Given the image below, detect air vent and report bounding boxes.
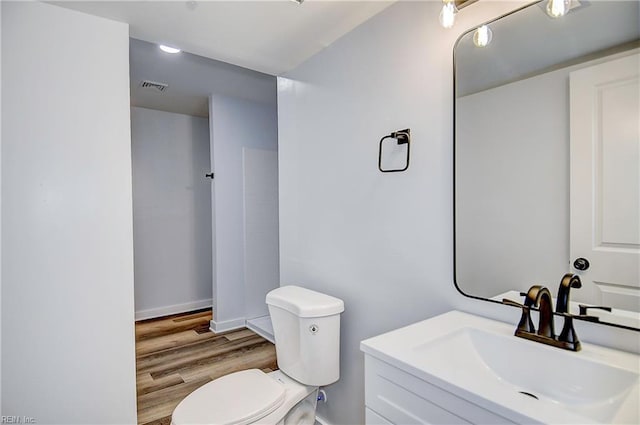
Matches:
[140,80,168,92]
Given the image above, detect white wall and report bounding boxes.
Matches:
[1,2,136,423]
[456,47,639,300]
[0,0,3,410]
[243,148,279,319]
[277,2,538,424]
[130,38,277,117]
[456,68,570,298]
[209,94,278,331]
[279,2,640,423]
[131,107,213,320]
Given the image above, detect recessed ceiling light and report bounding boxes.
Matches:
[159,45,181,54]
[290,0,304,4]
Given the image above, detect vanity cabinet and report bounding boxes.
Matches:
[361,311,639,425]
[363,355,514,424]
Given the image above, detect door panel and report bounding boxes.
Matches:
[570,52,640,311]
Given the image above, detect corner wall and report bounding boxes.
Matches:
[277,2,529,423]
[1,2,136,422]
[209,94,278,331]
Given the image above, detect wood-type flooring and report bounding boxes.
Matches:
[135,309,278,425]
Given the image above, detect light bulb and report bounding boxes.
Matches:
[473,25,493,47]
[439,1,458,29]
[159,45,181,54]
[546,0,571,18]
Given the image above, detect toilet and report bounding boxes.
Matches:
[171,285,345,425]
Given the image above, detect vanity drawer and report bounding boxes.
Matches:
[364,356,514,425]
[365,408,393,424]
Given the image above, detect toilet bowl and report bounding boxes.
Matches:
[171,286,344,425]
[171,369,317,425]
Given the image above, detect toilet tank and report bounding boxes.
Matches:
[266,286,344,387]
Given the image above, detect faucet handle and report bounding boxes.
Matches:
[558,311,600,322]
[503,298,525,308]
[503,298,535,333]
[578,304,612,316]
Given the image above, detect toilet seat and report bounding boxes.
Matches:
[172,369,285,425]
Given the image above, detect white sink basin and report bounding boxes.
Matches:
[361,311,640,424]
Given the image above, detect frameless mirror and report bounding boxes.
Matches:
[454,0,640,330]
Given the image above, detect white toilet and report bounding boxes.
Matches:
[171,285,345,425]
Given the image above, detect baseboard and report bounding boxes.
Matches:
[210,317,246,333]
[135,299,212,321]
[246,315,275,343]
[315,414,333,425]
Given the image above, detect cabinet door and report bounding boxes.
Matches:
[364,356,513,424]
[366,408,393,425]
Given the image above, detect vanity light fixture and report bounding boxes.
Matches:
[473,25,492,47]
[544,0,584,19]
[439,0,478,29]
[159,44,181,54]
[439,0,458,29]
[546,0,572,18]
[541,0,584,19]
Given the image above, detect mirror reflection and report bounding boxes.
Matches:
[454,0,640,329]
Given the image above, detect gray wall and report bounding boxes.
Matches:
[1,2,136,422]
[456,48,639,300]
[131,107,213,319]
[278,3,640,423]
[243,147,280,320]
[0,0,3,410]
[3,1,634,422]
[277,1,531,424]
[209,94,279,331]
[129,38,278,118]
[456,67,570,298]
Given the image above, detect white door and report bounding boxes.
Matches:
[570,52,640,312]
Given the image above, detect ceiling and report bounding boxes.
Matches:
[129,38,277,117]
[51,0,395,76]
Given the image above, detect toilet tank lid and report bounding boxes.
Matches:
[266,286,344,318]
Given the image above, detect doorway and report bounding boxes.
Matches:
[131,105,213,319]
